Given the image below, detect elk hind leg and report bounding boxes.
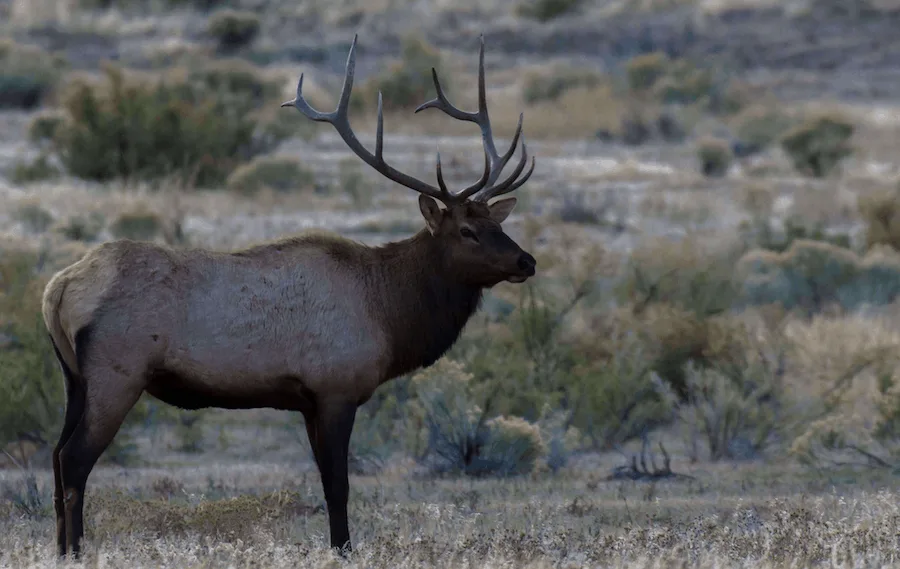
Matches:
[51,345,86,557]
[57,364,143,558]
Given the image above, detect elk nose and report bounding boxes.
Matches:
[518,252,536,273]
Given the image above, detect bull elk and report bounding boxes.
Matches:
[42,34,536,558]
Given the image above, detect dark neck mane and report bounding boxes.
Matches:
[370,231,483,380]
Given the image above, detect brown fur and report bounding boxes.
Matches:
[42,196,535,558]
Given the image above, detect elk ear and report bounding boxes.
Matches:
[488,197,517,223]
[418,195,443,234]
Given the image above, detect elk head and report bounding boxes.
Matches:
[281,34,537,288]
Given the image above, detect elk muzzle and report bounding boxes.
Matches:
[507,251,536,283]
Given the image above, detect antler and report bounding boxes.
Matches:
[415,34,535,203]
[281,34,534,206]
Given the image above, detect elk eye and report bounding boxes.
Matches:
[460,227,478,242]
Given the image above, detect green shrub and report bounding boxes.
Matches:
[355,35,442,112]
[859,188,900,252]
[409,359,490,475]
[0,40,64,109]
[517,0,581,21]
[57,212,105,242]
[186,58,280,111]
[13,201,54,233]
[697,137,732,177]
[207,10,261,52]
[48,63,275,187]
[745,215,852,254]
[619,110,652,146]
[566,314,672,447]
[654,60,713,105]
[536,405,583,472]
[622,236,740,319]
[522,68,602,104]
[409,359,548,477]
[28,110,67,147]
[0,253,63,452]
[110,209,162,241]
[626,52,668,93]
[255,105,318,146]
[735,239,900,312]
[173,414,204,453]
[656,111,687,142]
[711,79,756,116]
[780,113,855,178]
[10,155,61,185]
[732,105,794,155]
[226,156,315,195]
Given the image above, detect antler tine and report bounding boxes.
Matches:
[435,153,454,201]
[415,35,533,202]
[456,148,492,198]
[473,139,533,202]
[485,154,536,200]
[282,35,446,202]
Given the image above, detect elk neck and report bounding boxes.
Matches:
[369,230,483,380]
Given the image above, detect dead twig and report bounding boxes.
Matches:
[607,439,695,481]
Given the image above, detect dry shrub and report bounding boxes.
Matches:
[786,314,900,468]
[527,83,624,139]
[482,416,547,476]
[739,183,776,219]
[226,156,315,195]
[732,104,794,156]
[87,490,314,543]
[859,186,900,252]
[109,208,162,241]
[56,212,105,242]
[780,113,855,178]
[735,239,900,312]
[626,52,668,93]
[666,314,786,461]
[522,66,603,104]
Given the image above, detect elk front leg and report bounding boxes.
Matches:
[311,400,357,553]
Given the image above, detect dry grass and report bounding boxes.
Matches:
[3,461,900,568]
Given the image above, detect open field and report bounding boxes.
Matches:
[4,459,900,568]
[4,0,900,567]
